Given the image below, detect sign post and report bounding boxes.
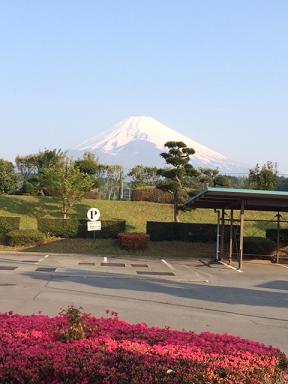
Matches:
[87,208,101,239]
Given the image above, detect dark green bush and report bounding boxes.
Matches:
[266,229,288,244]
[243,237,276,257]
[147,222,239,242]
[78,220,126,239]
[37,218,126,238]
[21,180,35,194]
[0,216,20,235]
[38,218,79,238]
[6,229,46,246]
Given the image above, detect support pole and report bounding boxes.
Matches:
[239,200,245,270]
[276,212,281,264]
[220,209,225,260]
[229,209,234,264]
[216,210,221,261]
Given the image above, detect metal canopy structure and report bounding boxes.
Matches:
[185,187,288,270]
[186,187,288,212]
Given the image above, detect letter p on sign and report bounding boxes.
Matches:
[87,208,101,222]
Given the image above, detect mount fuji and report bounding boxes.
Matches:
[71,116,246,172]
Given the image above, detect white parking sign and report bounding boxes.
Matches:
[87,208,101,222]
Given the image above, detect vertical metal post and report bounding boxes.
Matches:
[229,209,233,264]
[216,210,221,261]
[220,209,225,260]
[276,212,280,264]
[239,200,245,270]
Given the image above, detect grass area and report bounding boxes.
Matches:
[1,194,287,236]
[0,238,215,259]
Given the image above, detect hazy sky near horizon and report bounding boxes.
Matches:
[0,1,288,173]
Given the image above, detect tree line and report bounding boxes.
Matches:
[0,144,284,221]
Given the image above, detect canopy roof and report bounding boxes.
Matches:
[185,187,288,212]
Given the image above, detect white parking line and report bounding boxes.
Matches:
[103,257,108,263]
[276,263,288,269]
[37,254,49,263]
[219,261,243,273]
[161,259,175,271]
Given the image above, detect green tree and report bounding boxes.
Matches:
[248,161,278,190]
[198,168,231,188]
[157,141,197,222]
[74,152,100,189]
[128,165,160,188]
[0,159,18,194]
[40,159,94,218]
[101,165,124,200]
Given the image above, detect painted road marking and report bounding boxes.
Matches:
[38,254,49,263]
[161,259,175,271]
[219,261,243,273]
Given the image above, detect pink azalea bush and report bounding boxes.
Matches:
[0,308,287,384]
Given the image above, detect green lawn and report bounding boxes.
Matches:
[0,194,287,236]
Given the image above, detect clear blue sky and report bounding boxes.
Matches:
[0,1,288,173]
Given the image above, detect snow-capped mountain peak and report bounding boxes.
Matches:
[73,116,245,171]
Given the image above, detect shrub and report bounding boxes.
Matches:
[6,229,46,246]
[0,216,20,235]
[117,232,150,250]
[38,218,79,238]
[244,237,276,257]
[0,310,286,383]
[37,218,126,238]
[132,186,172,203]
[20,180,35,194]
[266,229,288,244]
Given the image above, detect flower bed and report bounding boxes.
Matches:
[0,309,287,384]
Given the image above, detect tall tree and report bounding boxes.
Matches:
[157,141,197,222]
[248,161,278,190]
[40,159,94,218]
[0,159,18,194]
[101,165,124,200]
[128,165,160,188]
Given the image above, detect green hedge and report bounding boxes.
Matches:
[37,218,126,238]
[266,229,288,244]
[78,220,126,239]
[243,237,276,257]
[6,229,46,246]
[0,217,20,235]
[38,219,79,238]
[147,222,237,242]
[147,222,210,242]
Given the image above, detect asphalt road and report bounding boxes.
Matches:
[0,252,287,354]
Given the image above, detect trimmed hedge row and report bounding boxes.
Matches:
[0,216,20,235]
[266,228,288,243]
[6,229,46,246]
[146,222,238,242]
[132,187,190,204]
[37,218,126,238]
[243,237,276,256]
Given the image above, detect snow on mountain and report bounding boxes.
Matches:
[72,116,245,172]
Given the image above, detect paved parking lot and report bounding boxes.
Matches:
[0,251,287,354]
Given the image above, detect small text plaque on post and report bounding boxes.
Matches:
[87,221,101,231]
